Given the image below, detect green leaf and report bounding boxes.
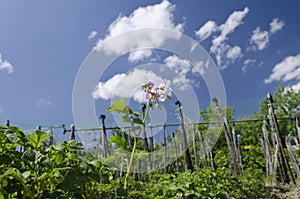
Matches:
[26,130,50,149]
[120,116,132,123]
[109,136,128,150]
[133,111,140,117]
[106,98,126,113]
[55,151,63,164]
[133,118,144,125]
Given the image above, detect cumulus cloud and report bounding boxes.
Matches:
[270,18,285,34]
[92,69,170,103]
[250,28,269,51]
[164,54,192,76]
[94,1,183,63]
[195,20,218,41]
[226,45,243,62]
[88,31,98,40]
[194,7,248,69]
[249,18,284,51]
[265,54,300,85]
[210,7,249,53]
[0,54,14,74]
[163,55,195,90]
[128,49,152,63]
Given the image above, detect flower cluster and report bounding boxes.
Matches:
[142,81,171,108]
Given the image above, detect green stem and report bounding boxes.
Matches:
[142,101,151,126]
[124,135,137,189]
[124,100,150,189]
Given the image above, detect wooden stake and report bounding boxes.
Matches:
[163,124,168,174]
[212,97,240,175]
[285,134,300,179]
[172,132,179,172]
[267,93,295,184]
[192,124,198,167]
[175,100,193,171]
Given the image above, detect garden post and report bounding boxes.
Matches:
[70,124,75,140]
[172,132,179,172]
[141,104,149,152]
[197,129,209,167]
[296,117,300,143]
[175,100,193,171]
[212,97,240,175]
[192,124,198,167]
[149,126,153,170]
[141,104,151,171]
[267,93,295,184]
[49,127,54,146]
[100,115,108,158]
[163,124,168,173]
[285,134,300,179]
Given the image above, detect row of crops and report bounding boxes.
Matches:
[1,85,300,198]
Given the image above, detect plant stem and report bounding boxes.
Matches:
[142,101,150,126]
[124,101,150,189]
[124,135,137,189]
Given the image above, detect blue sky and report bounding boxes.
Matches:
[1,0,300,130]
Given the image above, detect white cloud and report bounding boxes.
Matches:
[195,20,218,41]
[210,7,249,53]
[226,45,243,62]
[92,69,170,103]
[128,49,152,63]
[164,54,192,76]
[249,18,284,51]
[270,18,284,34]
[36,99,52,107]
[163,55,195,90]
[0,54,14,74]
[250,27,269,51]
[191,59,210,76]
[94,1,183,63]
[172,76,190,91]
[242,58,256,73]
[200,7,249,69]
[88,31,98,40]
[265,54,300,84]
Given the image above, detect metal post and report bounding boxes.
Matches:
[70,124,75,140]
[141,104,149,152]
[100,115,108,158]
[49,127,54,145]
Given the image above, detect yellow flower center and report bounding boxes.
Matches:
[150,93,156,99]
